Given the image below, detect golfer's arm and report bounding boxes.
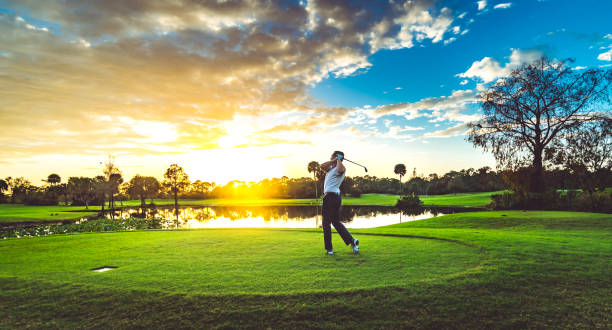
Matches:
[337,160,345,174]
[321,160,334,172]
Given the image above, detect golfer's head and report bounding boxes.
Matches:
[331,150,344,160]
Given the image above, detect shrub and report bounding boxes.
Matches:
[573,191,612,213]
[396,193,423,209]
[489,189,612,213]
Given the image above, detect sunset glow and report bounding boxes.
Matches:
[1,0,610,184]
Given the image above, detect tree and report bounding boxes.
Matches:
[101,156,122,210]
[550,117,612,193]
[5,177,33,203]
[43,173,62,202]
[67,177,95,209]
[126,175,161,206]
[163,164,190,215]
[108,173,123,211]
[57,183,69,205]
[93,175,107,212]
[394,164,407,196]
[46,174,61,185]
[468,57,611,193]
[307,161,321,198]
[0,179,8,202]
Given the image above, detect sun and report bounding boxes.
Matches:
[185,147,284,185]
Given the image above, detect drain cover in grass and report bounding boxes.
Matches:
[91,266,118,272]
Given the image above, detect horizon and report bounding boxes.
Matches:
[1,0,611,185]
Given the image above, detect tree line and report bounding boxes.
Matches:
[2,162,611,208]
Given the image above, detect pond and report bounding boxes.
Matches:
[104,205,470,229]
[1,205,480,238]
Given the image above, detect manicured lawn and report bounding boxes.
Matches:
[0,204,100,223]
[0,230,481,294]
[1,210,610,328]
[419,191,504,207]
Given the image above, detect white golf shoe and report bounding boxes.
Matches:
[351,238,359,254]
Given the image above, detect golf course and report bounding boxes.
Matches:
[2,0,612,328]
[1,192,610,328]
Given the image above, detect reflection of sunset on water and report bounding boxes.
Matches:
[108,206,447,229]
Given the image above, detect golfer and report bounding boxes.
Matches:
[321,151,359,255]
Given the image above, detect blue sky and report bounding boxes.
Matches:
[0,0,611,184]
[312,0,612,106]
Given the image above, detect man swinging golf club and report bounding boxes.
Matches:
[320,151,359,255]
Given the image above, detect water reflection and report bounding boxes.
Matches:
[105,205,465,229]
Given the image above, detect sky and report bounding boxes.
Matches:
[1,0,611,185]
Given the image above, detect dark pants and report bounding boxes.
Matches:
[322,193,353,251]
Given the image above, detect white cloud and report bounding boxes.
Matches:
[444,37,456,45]
[368,89,477,124]
[460,80,469,85]
[457,57,503,83]
[598,48,612,61]
[493,3,512,9]
[457,49,543,82]
[421,123,471,139]
[477,1,487,10]
[394,6,455,47]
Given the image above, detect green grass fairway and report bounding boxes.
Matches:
[0,230,481,294]
[0,204,100,223]
[1,210,610,328]
[419,191,503,207]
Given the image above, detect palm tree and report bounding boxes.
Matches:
[394,164,407,196]
[46,174,61,185]
[307,161,320,198]
[108,173,123,212]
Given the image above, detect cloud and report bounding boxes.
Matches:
[421,123,471,139]
[372,89,476,119]
[0,1,467,162]
[598,36,612,62]
[598,49,612,61]
[444,37,456,45]
[457,57,503,83]
[457,48,543,82]
[477,1,487,11]
[493,3,512,9]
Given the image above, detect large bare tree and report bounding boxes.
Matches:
[468,57,611,193]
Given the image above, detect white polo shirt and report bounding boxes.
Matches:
[323,165,345,194]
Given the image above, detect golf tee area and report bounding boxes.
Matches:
[1,205,611,328]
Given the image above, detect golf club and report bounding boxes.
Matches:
[343,158,368,172]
